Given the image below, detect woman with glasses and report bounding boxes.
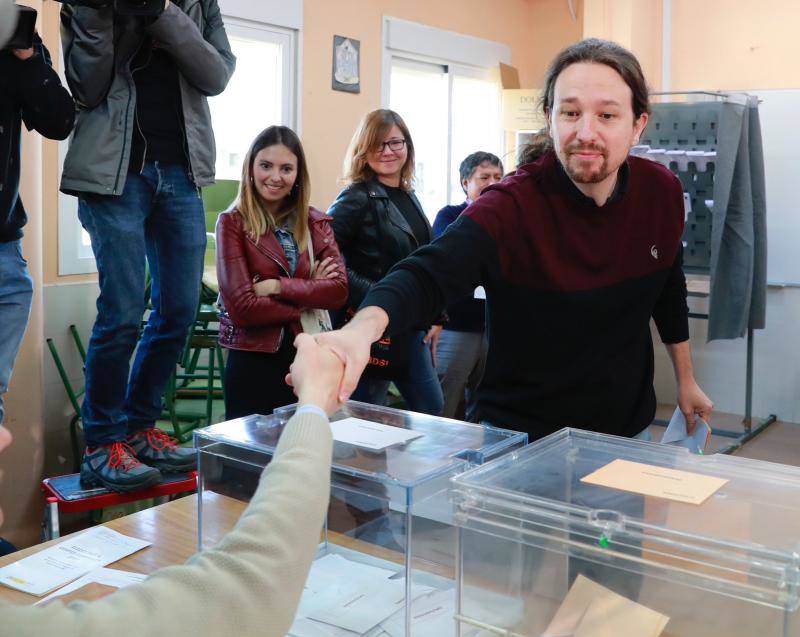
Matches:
[328,109,444,415]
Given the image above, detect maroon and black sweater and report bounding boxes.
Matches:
[363,151,689,440]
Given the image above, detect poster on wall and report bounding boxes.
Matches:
[332,35,360,94]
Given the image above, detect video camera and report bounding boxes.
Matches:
[56,0,165,18]
[2,5,36,51]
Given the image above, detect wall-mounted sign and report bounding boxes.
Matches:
[502,89,545,131]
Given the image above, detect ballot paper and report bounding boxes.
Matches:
[543,575,669,637]
[661,407,711,454]
[380,588,455,637]
[290,552,437,637]
[35,567,147,605]
[580,459,728,505]
[0,527,151,596]
[330,418,424,451]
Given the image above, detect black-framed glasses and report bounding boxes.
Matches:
[376,138,406,153]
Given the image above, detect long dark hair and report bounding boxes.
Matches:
[540,38,650,120]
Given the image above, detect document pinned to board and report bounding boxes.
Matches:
[330,418,424,451]
[580,459,728,505]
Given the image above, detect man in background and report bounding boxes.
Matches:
[60,0,235,492]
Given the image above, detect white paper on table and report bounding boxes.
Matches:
[35,567,147,605]
[661,407,711,454]
[290,554,398,636]
[380,588,455,637]
[0,527,151,596]
[307,577,434,635]
[330,418,424,451]
[473,286,486,300]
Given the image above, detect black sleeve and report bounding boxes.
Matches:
[652,244,690,343]
[12,39,75,140]
[328,185,375,308]
[363,214,500,335]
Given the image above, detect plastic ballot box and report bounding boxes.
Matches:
[451,428,800,637]
[194,400,527,637]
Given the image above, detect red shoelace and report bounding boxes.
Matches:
[140,428,179,452]
[107,442,142,471]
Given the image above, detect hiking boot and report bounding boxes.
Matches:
[80,442,163,493]
[127,428,197,473]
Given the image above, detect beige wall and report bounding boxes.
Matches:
[670,0,800,91]
[300,0,583,210]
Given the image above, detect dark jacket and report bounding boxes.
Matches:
[432,201,485,333]
[0,39,74,242]
[59,0,235,195]
[328,179,432,310]
[364,152,688,440]
[216,207,348,353]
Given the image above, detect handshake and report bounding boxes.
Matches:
[287,307,389,414]
[286,334,349,416]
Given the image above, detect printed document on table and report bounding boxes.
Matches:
[0,527,151,596]
[35,567,147,605]
[330,418,424,451]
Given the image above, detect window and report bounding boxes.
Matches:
[389,59,449,222]
[383,17,508,222]
[57,7,299,275]
[208,21,296,180]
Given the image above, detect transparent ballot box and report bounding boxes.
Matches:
[194,401,527,637]
[451,428,800,637]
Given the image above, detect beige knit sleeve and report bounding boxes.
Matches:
[0,411,333,637]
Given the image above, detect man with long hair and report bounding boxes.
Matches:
[316,39,713,443]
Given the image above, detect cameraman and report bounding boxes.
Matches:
[60,0,235,492]
[0,7,74,432]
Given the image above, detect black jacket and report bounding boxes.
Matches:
[328,179,432,309]
[0,38,74,242]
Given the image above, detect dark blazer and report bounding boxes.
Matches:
[327,178,432,309]
[216,207,348,353]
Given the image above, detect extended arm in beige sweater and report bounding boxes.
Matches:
[0,411,333,637]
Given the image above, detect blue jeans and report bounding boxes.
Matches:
[351,330,444,416]
[0,240,33,426]
[78,163,206,446]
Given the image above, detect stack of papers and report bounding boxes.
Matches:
[543,575,669,637]
[288,554,453,637]
[0,527,151,596]
[35,567,146,605]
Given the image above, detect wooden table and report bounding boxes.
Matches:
[0,491,427,606]
[0,492,244,606]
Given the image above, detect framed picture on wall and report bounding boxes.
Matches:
[332,35,360,93]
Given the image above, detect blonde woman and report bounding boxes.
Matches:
[328,109,443,415]
[216,126,348,418]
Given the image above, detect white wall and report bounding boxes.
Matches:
[653,287,800,423]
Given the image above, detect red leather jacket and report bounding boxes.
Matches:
[216,207,348,353]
